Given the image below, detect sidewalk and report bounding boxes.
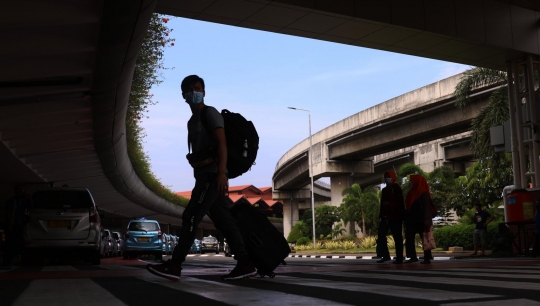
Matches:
[290,250,491,260]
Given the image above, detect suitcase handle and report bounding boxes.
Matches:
[249,233,264,247]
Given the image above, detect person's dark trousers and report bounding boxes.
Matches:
[2,227,23,266]
[171,173,249,265]
[377,220,403,260]
[405,222,432,261]
[533,233,540,257]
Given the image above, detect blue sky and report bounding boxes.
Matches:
[140,17,470,192]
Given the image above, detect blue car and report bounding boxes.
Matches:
[162,233,173,255]
[190,239,201,254]
[123,219,163,261]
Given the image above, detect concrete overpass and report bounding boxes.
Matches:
[2,0,539,231]
[272,73,493,192]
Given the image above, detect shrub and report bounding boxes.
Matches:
[360,236,377,249]
[296,237,312,246]
[386,236,395,249]
[295,244,313,251]
[325,241,341,250]
[433,222,499,250]
[287,227,304,244]
[316,241,326,249]
[341,241,357,250]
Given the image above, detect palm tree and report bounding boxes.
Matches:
[340,184,379,237]
[454,67,509,158]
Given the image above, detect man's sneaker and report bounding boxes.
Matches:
[222,261,257,280]
[146,260,182,281]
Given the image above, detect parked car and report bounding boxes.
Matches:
[201,235,219,254]
[190,239,201,254]
[112,231,124,256]
[101,229,113,257]
[123,219,163,261]
[224,239,233,257]
[22,188,101,265]
[162,233,173,255]
[171,236,178,248]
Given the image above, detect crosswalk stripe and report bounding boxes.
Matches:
[13,278,128,306]
[435,268,540,274]
[138,275,351,306]
[41,265,77,271]
[99,265,140,270]
[440,299,540,306]
[254,275,499,302]
[373,269,540,280]
[314,271,540,291]
[497,265,540,270]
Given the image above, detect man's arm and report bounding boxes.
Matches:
[485,214,494,226]
[212,127,228,196]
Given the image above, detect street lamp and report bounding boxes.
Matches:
[288,107,316,250]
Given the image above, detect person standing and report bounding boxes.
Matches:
[146,75,256,281]
[470,204,493,256]
[2,185,29,267]
[376,171,405,264]
[404,175,435,264]
[533,200,540,258]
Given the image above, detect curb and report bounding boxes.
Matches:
[288,255,452,260]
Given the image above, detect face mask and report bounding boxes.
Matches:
[385,178,393,184]
[184,91,204,105]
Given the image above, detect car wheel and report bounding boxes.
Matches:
[216,250,219,254]
[90,250,101,265]
[155,252,163,262]
[123,252,129,260]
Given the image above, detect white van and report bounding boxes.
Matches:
[22,188,101,265]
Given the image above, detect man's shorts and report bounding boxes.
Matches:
[473,229,487,245]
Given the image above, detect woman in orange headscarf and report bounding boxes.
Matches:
[404,174,434,264]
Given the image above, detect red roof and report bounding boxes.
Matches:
[228,184,253,192]
[247,197,262,204]
[175,191,192,199]
[259,186,272,193]
[175,184,275,206]
[266,200,282,207]
[228,194,246,203]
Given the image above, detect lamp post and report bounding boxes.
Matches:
[288,107,316,250]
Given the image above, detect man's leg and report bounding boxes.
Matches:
[147,174,219,281]
[389,221,403,263]
[2,230,14,266]
[376,220,391,262]
[480,229,487,255]
[471,230,479,255]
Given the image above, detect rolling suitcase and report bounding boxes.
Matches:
[229,202,291,278]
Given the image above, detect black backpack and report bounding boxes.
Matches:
[201,107,259,179]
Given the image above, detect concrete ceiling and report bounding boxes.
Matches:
[0,0,199,227]
[156,0,540,71]
[1,0,537,225]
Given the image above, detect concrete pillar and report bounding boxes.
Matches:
[283,201,291,238]
[292,201,299,226]
[330,175,361,236]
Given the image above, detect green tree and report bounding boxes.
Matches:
[314,205,342,238]
[428,166,457,224]
[397,163,426,197]
[340,184,379,237]
[448,175,471,217]
[330,223,346,239]
[451,67,514,215]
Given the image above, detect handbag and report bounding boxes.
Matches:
[422,227,436,251]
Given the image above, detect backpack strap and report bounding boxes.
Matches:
[187,106,210,154]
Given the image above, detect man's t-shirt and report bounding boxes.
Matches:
[187,106,224,178]
[474,210,491,230]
